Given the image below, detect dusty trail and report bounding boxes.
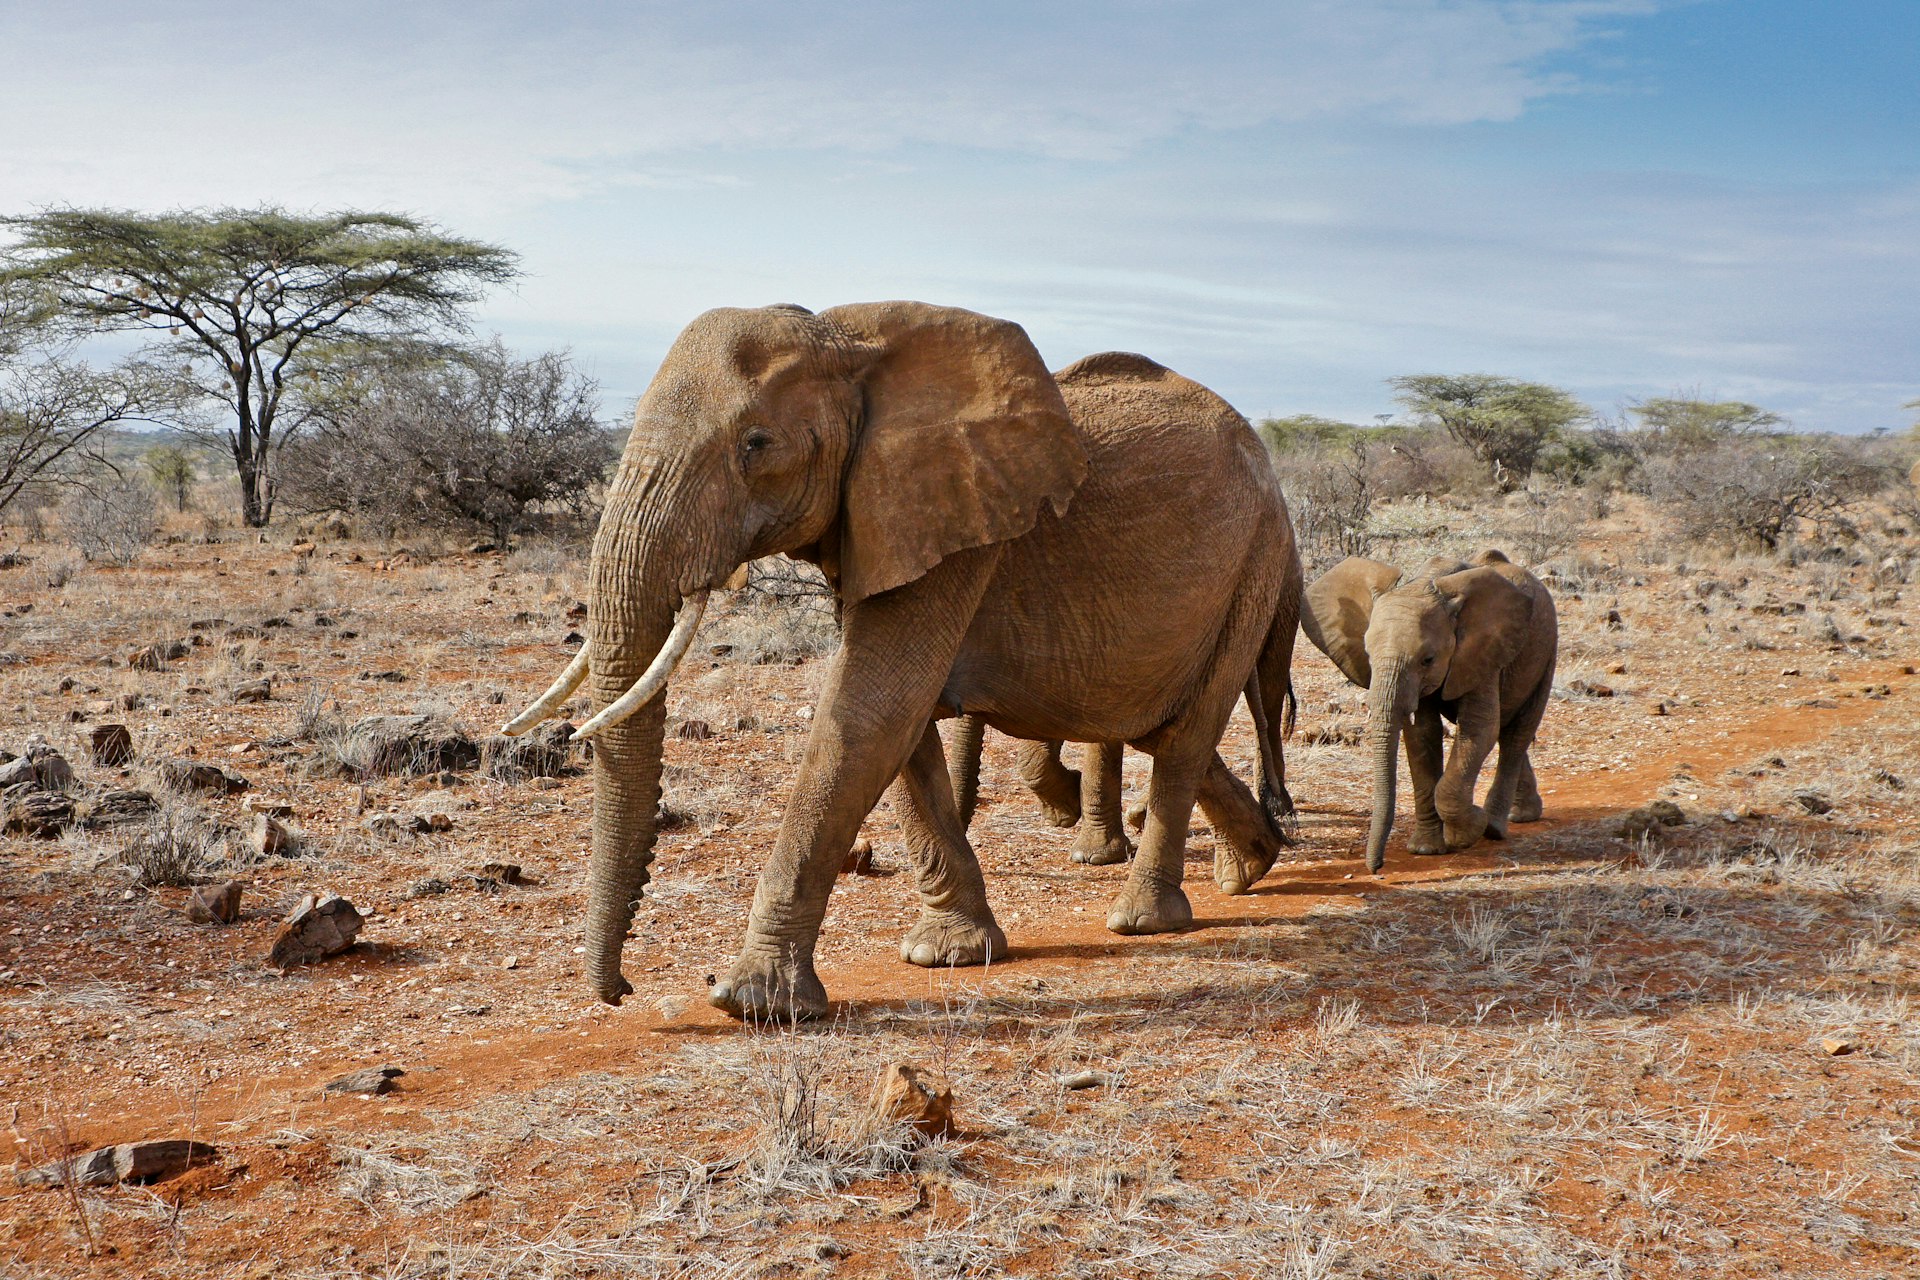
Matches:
[34,658,1911,1157]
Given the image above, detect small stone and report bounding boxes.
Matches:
[3,790,74,838]
[1820,1036,1861,1057]
[675,718,714,741]
[231,678,271,703]
[479,862,526,885]
[565,601,588,620]
[868,1062,954,1139]
[82,788,159,828]
[364,811,431,835]
[1568,679,1614,698]
[1057,1070,1108,1090]
[290,542,317,557]
[467,541,498,555]
[407,876,451,898]
[1792,791,1833,815]
[87,723,135,766]
[530,776,563,791]
[252,813,296,857]
[161,758,249,795]
[842,838,877,875]
[267,892,363,969]
[322,1065,404,1095]
[186,881,244,925]
[243,796,295,819]
[358,669,407,683]
[502,955,519,970]
[1607,662,1627,675]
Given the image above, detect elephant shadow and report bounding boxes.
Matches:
[827,811,1917,1038]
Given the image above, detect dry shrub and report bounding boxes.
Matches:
[62,477,157,564]
[1644,438,1883,553]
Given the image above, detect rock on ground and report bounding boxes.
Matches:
[322,1065,405,1095]
[187,880,244,924]
[16,1140,217,1188]
[81,788,160,828]
[267,893,363,969]
[479,723,574,782]
[161,758,250,795]
[868,1062,954,1139]
[87,723,135,766]
[344,714,480,777]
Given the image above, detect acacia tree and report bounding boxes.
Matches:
[0,208,519,525]
[1628,395,1783,454]
[1388,373,1589,486]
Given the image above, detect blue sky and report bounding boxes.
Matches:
[2,1,1915,431]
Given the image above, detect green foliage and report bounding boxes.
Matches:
[1629,396,1784,454]
[143,443,197,511]
[1258,413,1363,454]
[0,207,519,526]
[1388,374,1589,486]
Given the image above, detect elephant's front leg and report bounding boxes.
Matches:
[892,721,1009,968]
[1405,702,1448,855]
[709,547,999,1021]
[1436,685,1500,851]
[1071,743,1134,865]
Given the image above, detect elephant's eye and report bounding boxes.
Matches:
[1422,653,1436,666]
[742,428,774,454]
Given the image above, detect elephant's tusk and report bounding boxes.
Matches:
[498,645,591,736]
[569,590,710,742]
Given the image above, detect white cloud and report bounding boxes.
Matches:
[0,1,1654,215]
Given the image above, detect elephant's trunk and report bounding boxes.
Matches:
[1364,659,1412,873]
[581,471,704,1005]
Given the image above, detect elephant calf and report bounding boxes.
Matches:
[1300,549,1556,871]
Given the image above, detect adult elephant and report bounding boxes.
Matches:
[505,302,1299,1020]
[1299,549,1556,872]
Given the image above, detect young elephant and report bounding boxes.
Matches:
[1300,549,1556,872]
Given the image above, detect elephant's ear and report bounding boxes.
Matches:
[821,301,1088,606]
[1435,565,1534,701]
[1301,557,1402,688]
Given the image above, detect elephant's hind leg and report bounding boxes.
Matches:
[1106,752,1200,934]
[1016,739,1083,828]
[894,722,1009,969]
[1511,758,1543,824]
[1071,742,1134,865]
[1199,751,1285,894]
[1485,679,1551,837]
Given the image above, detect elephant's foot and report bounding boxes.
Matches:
[1214,834,1280,896]
[1510,794,1543,824]
[1442,806,1490,851]
[1039,796,1082,830]
[1483,813,1510,841]
[708,950,828,1023]
[1106,881,1192,935]
[1409,820,1448,857]
[1071,826,1134,866]
[900,910,1008,968]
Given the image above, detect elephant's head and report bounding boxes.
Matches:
[502,301,1087,1004]
[1301,553,1533,871]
